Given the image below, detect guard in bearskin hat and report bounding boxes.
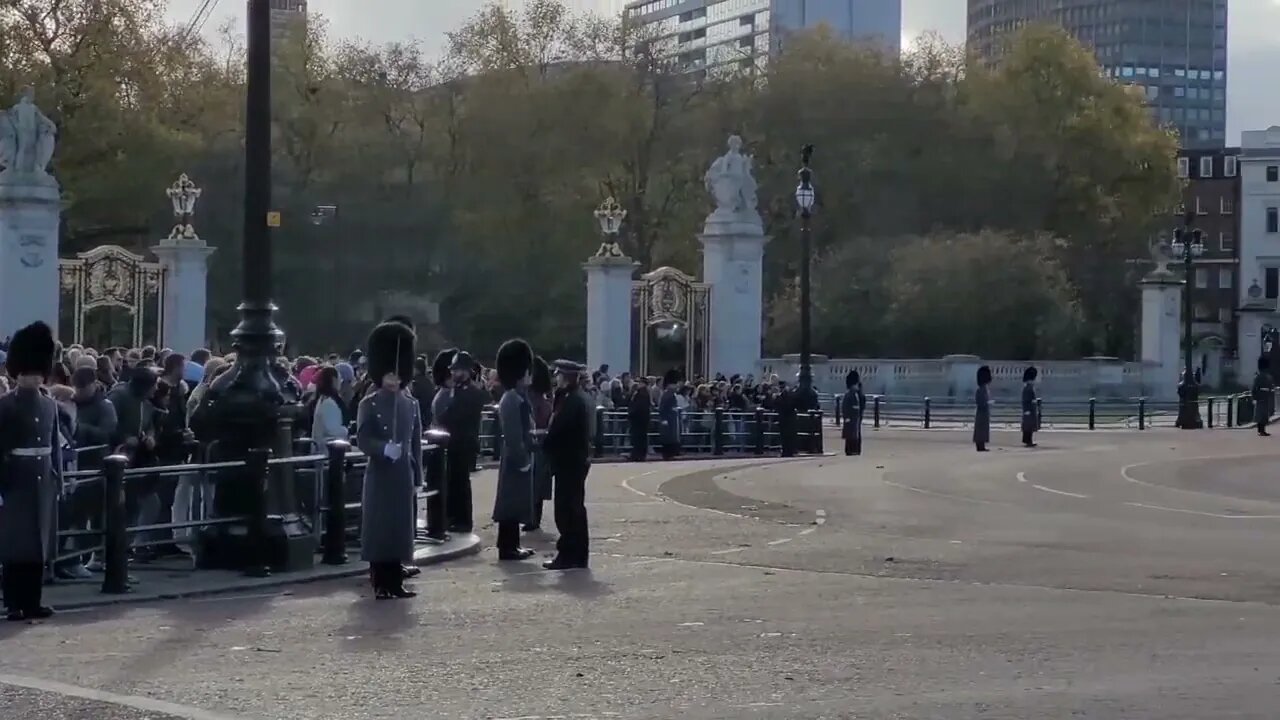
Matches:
[525,356,554,532]
[438,349,487,533]
[0,321,62,620]
[543,359,593,570]
[1021,366,1039,448]
[841,370,864,456]
[492,339,536,560]
[1253,357,1275,437]
[355,320,422,599]
[428,348,456,426]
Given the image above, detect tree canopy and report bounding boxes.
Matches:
[0,0,1180,360]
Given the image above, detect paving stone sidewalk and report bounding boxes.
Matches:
[42,532,481,611]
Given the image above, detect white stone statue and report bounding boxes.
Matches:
[704,135,760,222]
[0,88,58,185]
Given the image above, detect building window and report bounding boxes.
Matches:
[1267,268,1279,299]
[1177,157,1189,178]
[1194,268,1209,288]
[1221,197,1234,214]
[1220,269,1233,289]
[1200,156,1213,177]
[1193,303,1210,320]
[1269,207,1279,234]
[1219,307,1233,323]
[1195,197,1207,215]
[1269,166,1280,183]
[1224,156,1237,177]
[1220,232,1234,251]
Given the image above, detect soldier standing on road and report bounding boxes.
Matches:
[543,360,592,570]
[658,369,682,460]
[356,320,422,600]
[525,356,554,532]
[627,377,651,462]
[492,339,536,561]
[440,350,486,533]
[0,321,62,621]
[841,370,864,456]
[974,365,992,453]
[1252,357,1275,437]
[1021,366,1039,448]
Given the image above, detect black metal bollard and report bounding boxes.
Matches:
[1138,398,1146,431]
[594,408,606,458]
[1207,397,1216,428]
[321,440,350,565]
[713,408,725,455]
[873,396,881,429]
[1227,396,1235,427]
[424,429,450,541]
[100,454,131,595]
[1088,398,1096,430]
[923,397,931,429]
[813,411,825,454]
[244,447,272,578]
[753,408,766,455]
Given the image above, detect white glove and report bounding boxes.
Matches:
[520,463,532,473]
[383,442,403,461]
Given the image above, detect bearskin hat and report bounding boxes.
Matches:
[976,365,992,385]
[7,321,56,379]
[530,355,552,395]
[384,314,414,330]
[495,339,534,389]
[1022,365,1038,383]
[663,368,680,387]
[845,370,860,389]
[366,321,416,385]
[432,348,456,385]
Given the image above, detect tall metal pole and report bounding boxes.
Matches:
[1176,210,1202,430]
[797,146,815,393]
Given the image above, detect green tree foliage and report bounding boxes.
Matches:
[4,1,1178,360]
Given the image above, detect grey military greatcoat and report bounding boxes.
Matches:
[0,388,63,564]
[356,389,422,565]
[493,388,535,525]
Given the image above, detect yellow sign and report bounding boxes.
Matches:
[266,211,281,228]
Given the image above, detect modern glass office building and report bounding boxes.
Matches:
[966,0,1228,148]
[624,0,901,75]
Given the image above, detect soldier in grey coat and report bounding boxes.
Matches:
[974,365,992,452]
[356,320,423,600]
[493,338,536,560]
[0,321,62,621]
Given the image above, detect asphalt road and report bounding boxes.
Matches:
[4,428,1280,719]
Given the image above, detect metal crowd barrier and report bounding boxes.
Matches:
[828,391,1275,431]
[54,433,452,596]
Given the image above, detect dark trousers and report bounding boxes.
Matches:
[1022,430,1035,446]
[553,463,590,565]
[843,426,861,456]
[369,562,403,593]
[496,522,521,553]
[2,562,44,613]
[629,420,649,461]
[529,501,544,529]
[1258,414,1269,434]
[445,447,475,531]
[779,418,797,457]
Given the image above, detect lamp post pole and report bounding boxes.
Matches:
[310,204,340,350]
[795,145,815,393]
[1173,210,1204,430]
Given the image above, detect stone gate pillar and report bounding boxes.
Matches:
[583,246,637,375]
[0,90,60,340]
[152,174,214,354]
[1140,268,1183,401]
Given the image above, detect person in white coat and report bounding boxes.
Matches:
[309,365,350,447]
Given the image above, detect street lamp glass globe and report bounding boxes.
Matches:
[1170,239,1185,256]
[1190,236,1205,257]
[795,184,815,211]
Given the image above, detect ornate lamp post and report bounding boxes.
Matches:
[1171,210,1205,429]
[166,173,202,241]
[593,197,627,258]
[794,145,816,393]
[195,0,308,574]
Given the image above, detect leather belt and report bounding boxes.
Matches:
[10,447,51,457]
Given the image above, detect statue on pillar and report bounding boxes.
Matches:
[0,88,58,185]
[704,135,760,225]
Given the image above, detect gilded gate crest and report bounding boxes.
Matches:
[631,266,709,379]
[58,245,164,347]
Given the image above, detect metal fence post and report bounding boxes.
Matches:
[713,408,725,455]
[424,429,450,540]
[594,408,606,458]
[1035,398,1043,428]
[1227,396,1235,427]
[1207,397,1216,428]
[923,397,931,429]
[244,447,272,578]
[321,440,350,565]
[1088,398,1096,430]
[100,454,131,595]
[753,408,766,455]
[813,411,825,454]
[873,396,881,429]
[1138,398,1146,431]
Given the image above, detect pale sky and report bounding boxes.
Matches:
[167,0,1280,144]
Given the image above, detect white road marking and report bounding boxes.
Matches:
[798,527,816,536]
[0,674,249,720]
[1031,484,1088,499]
[881,479,1006,506]
[1124,502,1280,520]
[709,547,747,555]
[767,538,792,546]
[815,509,827,517]
[618,469,662,498]
[1016,472,1028,483]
